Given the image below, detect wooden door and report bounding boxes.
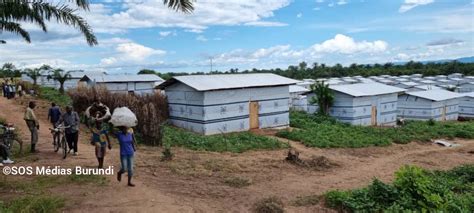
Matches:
[249,101,259,129]
[442,106,447,121]
[371,106,377,126]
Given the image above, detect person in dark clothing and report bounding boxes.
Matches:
[1,82,6,98]
[48,103,62,145]
[57,106,80,156]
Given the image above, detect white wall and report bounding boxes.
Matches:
[459,96,474,118]
[167,84,291,135]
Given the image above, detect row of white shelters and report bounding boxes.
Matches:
[314,82,405,126]
[459,92,474,118]
[21,70,106,90]
[64,70,105,90]
[80,74,164,95]
[158,74,298,135]
[398,90,462,121]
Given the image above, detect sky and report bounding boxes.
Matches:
[0,0,473,74]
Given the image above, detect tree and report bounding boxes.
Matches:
[310,81,334,115]
[0,63,20,77]
[138,69,156,75]
[48,69,71,94]
[0,0,195,45]
[24,64,50,86]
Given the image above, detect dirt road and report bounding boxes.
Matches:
[1,96,473,212]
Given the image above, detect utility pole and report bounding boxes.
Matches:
[209,57,213,72]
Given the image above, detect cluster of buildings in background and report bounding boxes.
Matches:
[21,71,164,95]
[290,73,474,126]
[22,71,474,135]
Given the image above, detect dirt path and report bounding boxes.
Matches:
[1,96,474,212]
[0,97,201,212]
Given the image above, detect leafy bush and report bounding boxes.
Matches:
[324,165,474,212]
[163,126,289,153]
[278,111,474,148]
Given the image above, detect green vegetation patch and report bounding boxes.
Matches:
[38,86,72,107]
[324,165,474,212]
[163,126,289,153]
[277,111,474,148]
[0,195,65,213]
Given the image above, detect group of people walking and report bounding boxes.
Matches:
[12,98,138,186]
[1,79,23,99]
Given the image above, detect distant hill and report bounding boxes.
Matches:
[416,56,473,64]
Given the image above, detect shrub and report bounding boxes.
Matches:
[68,86,168,146]
[161,145,174,161]
[253,196,285,213]
[223,177,251,188]
[324,165,474,212]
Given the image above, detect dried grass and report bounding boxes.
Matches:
[68,86,168,146]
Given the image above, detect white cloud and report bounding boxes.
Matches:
[116,42,166,61]
[313,7,321,10]
[316,0,325,3]
[296,13,303,18]
[196,35,208,42]
[328,3,335,7]
[399,0,434,13]
[159,31,177,38]
[82,0,291,34]
[310,34,388,54]
[100,57,118,65]
[243,21,288,27]
[337,0,348,5]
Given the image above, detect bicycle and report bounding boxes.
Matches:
[49,124,70,159]
[0,123,23,157]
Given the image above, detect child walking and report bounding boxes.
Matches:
[90,112,111,168]
[116,126,137,187]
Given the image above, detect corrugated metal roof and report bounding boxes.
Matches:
[330,82,405,97]
[159,73,298,91]
[290,85,310,93]
[413,85,442,90]
[69,71,105,78]
[85,74,163,83]
[397,82,419,86]
[462,92,474,98]
[406,90,461,101]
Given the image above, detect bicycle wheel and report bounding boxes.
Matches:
[6,138,23,157]
[61,136,67,159]
[53,134,60,152]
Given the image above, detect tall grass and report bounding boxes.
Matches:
[68,86,168,146]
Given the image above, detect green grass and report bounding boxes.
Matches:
[324,165,474,212]
[276,111,474,148]
[38,87,71,107]
[163,126,289,153]
[0,174,108,212]
[0,195,65,213]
